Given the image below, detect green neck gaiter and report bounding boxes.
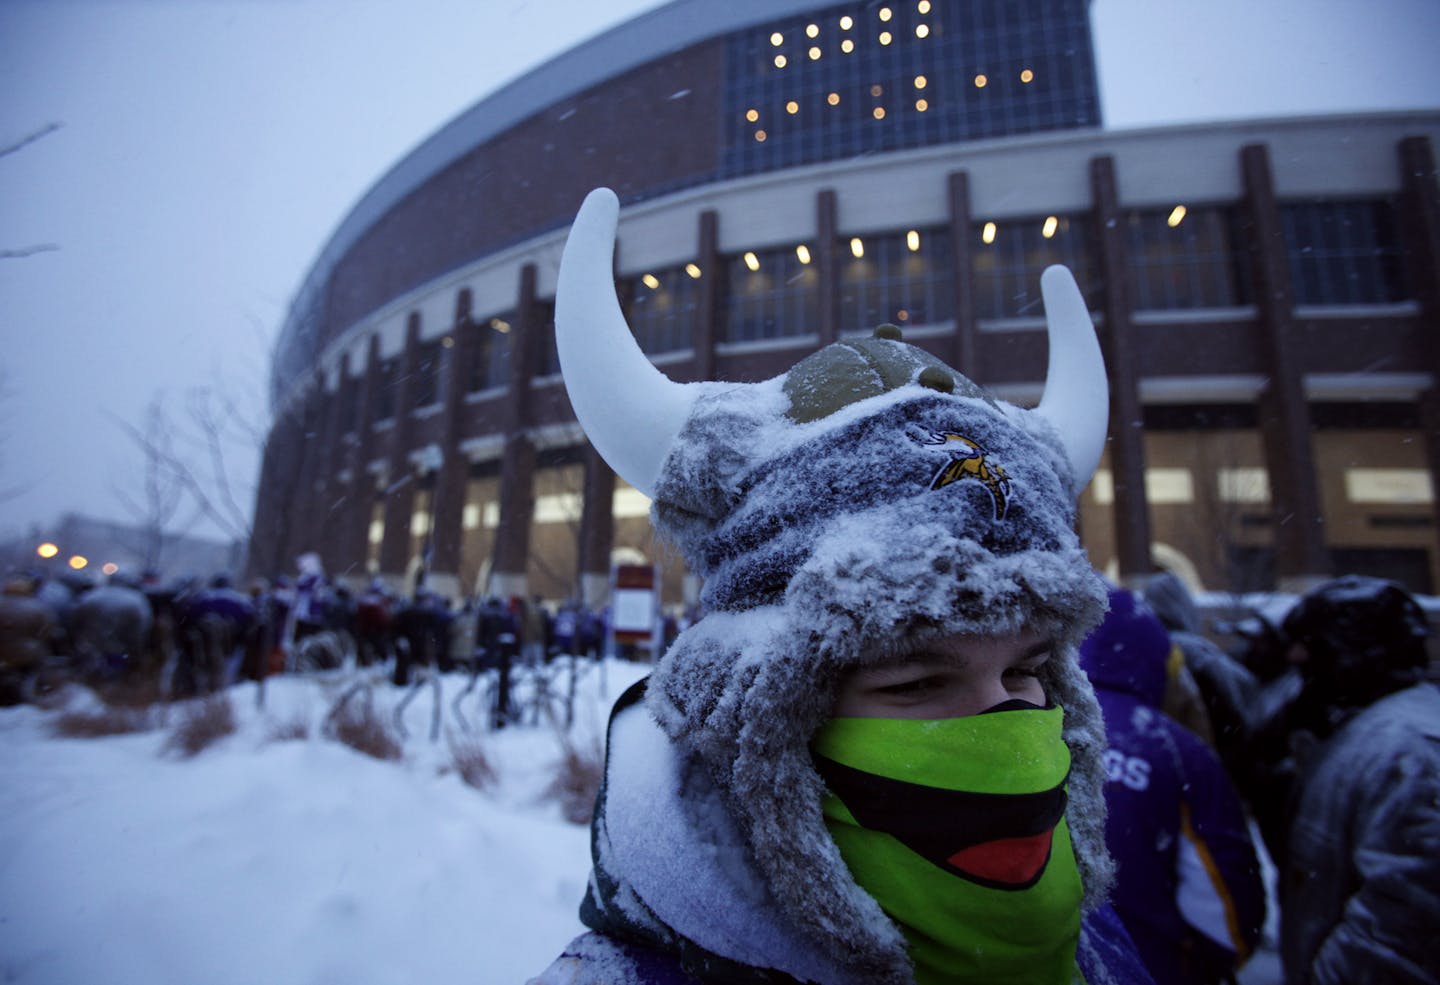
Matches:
[812,703,1083,985]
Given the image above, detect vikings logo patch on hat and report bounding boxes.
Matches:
[912,426,1012,520]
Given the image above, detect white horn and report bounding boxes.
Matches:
[1035,265,1109,489]
[555,188,698,497]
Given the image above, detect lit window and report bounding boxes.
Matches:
[871,84,884,97]
[770,32,783,46]
[879,30,892,45]
[850,237,865,258]
[827,92,841,106]
[873,106,886,120]
[774,55,787,68]
[840,14,854,29]
[685,263,702,280]
[974,74,988,88]
[786,100,799,114]
[809,46,822,60]
[642,274,661,290]
[1042,216,1059,239]
[441,335,454,349]
[914,75,927,89]
[745,108,759,122]
[879,6,893,21]
[906,230,920,251]
[918,0,931,12]
[743,252,760,272]
[796,244,812,264]
[841,38,855,53]
[1020,68,1034,83]
[916,24,930,38]
[982,221,997,244]
[1345,468,1434,504]
[896,308,910,322]
[915,98,928,112]
[491,318,511,333]
[1167,205,1187,227]
[755,129,767,142]
[806,23,819,38]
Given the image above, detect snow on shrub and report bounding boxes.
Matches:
[162,694,237,758]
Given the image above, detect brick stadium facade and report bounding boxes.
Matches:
[252,0,1440,605]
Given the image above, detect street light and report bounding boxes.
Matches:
[68,555,88,570]
[36,542,59,559]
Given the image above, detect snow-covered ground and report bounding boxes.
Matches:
[0,659,650,985]
[0,652,1292,985]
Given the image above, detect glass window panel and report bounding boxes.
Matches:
[838,227,954,331]
[412,339,443,409]
[627,264,701,354]
[971,213,1095,318]
[468,313,514,392]
[1281,199,1410,305]
[722,0,1099,179]
[723,244,820,342]
[1124,206,1251,309]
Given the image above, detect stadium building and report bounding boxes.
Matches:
[252,0,1440,606]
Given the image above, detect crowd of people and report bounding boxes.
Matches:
[0,560,627,718]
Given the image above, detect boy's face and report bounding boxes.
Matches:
[833,629,1053,719]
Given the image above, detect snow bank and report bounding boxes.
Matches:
[0,660,650,985]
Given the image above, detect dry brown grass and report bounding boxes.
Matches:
[51,704,158,738]
[544,731,605,825]
[266,716,311,743]
[446,731,497,791]
[323,688,402,762]
[162,694,237,758]
[94,677,169,709]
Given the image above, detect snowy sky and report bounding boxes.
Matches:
[1,0,1437,551]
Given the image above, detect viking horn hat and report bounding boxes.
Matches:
[556,186,1108,494]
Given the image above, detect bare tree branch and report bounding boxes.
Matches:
[0,244,59,259]
[0,122,62,160]
[109,397,192,569]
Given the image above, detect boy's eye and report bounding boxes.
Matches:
[876,675,945,697]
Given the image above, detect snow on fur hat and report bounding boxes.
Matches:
[557,189,1113,981]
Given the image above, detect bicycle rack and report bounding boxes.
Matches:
[392,665,443,742]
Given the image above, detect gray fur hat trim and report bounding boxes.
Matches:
[644,379,1112,981]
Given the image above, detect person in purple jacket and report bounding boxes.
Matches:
[1080,585,1266,985]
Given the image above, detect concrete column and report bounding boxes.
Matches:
[817,188,840,346]
[489,264,539,598]
[286,380,325,563]
[578,443,616,609]
[246,418,302,581]
[321,353,355,580]
[430,289,475,599]
[695,209,720,381]
[340,335,383,580]
[946,170,978,375]
[378,313,422,581]
[307,366,348,574]
[1241,143,1330,589]
[1396,136,1440,569]
[1091,155,1154,583]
